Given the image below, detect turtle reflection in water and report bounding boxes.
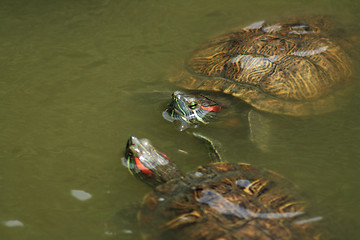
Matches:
[162,17,353,150]
[123,135,323,240]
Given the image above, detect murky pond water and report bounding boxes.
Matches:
[1,0,359,239]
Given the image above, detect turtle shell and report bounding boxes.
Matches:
[138,162,320,240]
[172,18,352,116]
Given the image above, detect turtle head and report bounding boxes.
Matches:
[162,91,222,131]
[123,136,182,187]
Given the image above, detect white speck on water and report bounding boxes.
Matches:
[104,231,113,236]
[105,229,133,236]
[122,229,133,234]
[4,220,24,227]
[71,190,92,201]
[177,149,188,154]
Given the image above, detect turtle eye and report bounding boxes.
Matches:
[126,151,133,159]
[188,102,198,110]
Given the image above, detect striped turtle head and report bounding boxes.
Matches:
[162,91,221,131]
[123,136,182,186]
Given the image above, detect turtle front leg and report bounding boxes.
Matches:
[191,132,224,163]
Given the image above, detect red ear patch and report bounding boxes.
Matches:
[201,105,222,113]
[159,152,171,162]
[134,157,153,177]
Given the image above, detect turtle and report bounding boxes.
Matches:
[162,17,353,149]
[122,134,323,240]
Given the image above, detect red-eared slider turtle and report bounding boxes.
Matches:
[162,18,353,148]
[165,17,352,117]
[123,135,322,240]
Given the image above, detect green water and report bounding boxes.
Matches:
[1,0,359,239]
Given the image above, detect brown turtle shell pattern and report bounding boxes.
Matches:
[139,163,321,240]
[173,18,352,116]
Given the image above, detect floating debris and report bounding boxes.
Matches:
[3,220,24,227]
[71,189,92,201]
[177,149,188,154]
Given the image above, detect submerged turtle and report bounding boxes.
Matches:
[162,17,353,146]
[123,135,322,240]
